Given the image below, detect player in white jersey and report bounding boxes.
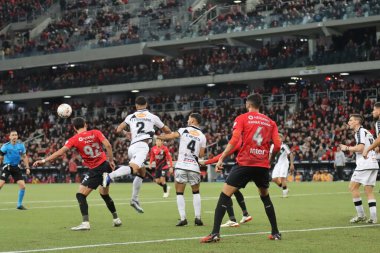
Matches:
[363,102,380,193]
[269,134,294,198]
[102,96,171,213]
[340,114,378,224]
[157,113,206,226]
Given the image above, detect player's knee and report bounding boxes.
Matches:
[76,193,87,203]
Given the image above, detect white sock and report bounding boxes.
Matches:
[131,176,143,202]
[368,199,377,220]
[192,193,201,219]
[176,194,186,220]
[109,166,131,180]
[353,198,365,217]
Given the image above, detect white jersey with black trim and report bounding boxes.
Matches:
[124,109,165,145]
[376,120,380,138]
[175,126,206,173]
[354,126,379,171]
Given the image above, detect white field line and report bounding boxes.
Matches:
[0,192,350,211]
[1,224,379,253]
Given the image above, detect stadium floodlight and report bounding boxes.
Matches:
[52,66,57,70]
[4,100,13,104]
[64,95,71,98]
[207,83,216,87]
[340,72,350,76]
[234,0,242,3]
[131,90,140,93]
[44,101,50,104]
[288,82,296,85]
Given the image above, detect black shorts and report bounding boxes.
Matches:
[81,161,112,189]
[0,164,24,182]
[225,166,270,189]
[155,168,169,179]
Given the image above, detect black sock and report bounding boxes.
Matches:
[212,192,232,234]
[100,194,118,218]
[76,193,89,222]
[226,205,236,222]
[260,194,279,234]
[278,183,282,188]
[163,183,167,193]
[282,186,287,190]
[234,190,248,216]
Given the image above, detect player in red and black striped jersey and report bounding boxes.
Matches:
[201,94,282,243]
[33,117,121,231]
[149,138,173,198]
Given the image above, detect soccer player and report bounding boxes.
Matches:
[201,94,282,243]
[363,102,380,193]
[269,134,294,198]
[33,117,122,230]
[158,113,206,226]
[103,96,171,213]
[149,138,173,198]
[200,136,252,228]
[0,130,31,210]
[341,114,378,224]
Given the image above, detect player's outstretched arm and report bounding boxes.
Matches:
[33,146,70,167]
[116,122,127,134]
[157,132,180,141]
[161,125,172,134]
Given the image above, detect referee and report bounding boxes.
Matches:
[0,130,31,210]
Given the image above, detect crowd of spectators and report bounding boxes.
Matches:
[2,0,380,58]
[3,33,380,95]
[0,0,55,28]
[1,76,380,183]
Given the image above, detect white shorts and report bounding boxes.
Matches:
[128,141,149,168]
[350,170,378,186]
[175,169,201,186]
[272,163,289,178]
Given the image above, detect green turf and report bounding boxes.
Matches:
[0,182,379,253]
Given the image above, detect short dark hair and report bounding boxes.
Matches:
[135,96,147,106]
[374,102,380,108]
[350,114,364,124]
[246,93,262,109]
[190,113,202,124]
[72,117,86,130]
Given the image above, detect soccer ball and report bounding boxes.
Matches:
[57,103,72,118]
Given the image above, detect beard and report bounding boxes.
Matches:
[374,115,379,121]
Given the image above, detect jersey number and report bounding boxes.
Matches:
[136,122,145,134]
[252,127,263,146]
[187,140,196,153]
[83,143,101,158]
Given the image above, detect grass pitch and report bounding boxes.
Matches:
[0,182,379,253]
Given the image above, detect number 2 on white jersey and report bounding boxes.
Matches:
[252,127,263,146]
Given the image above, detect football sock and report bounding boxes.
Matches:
[212,192,232,234]
[260,194,279,234]
[109,165,131,180]
[176,192,186,220]
[226,205,236,222]
[282,186,287,190]
[131,175,143,202]
[100,194,117,218]
[163,183,168,193]
[353,198,365,217]
[234,190,248,216]
[17,189,25,207]
[192,191,201,219]
[278,183,282,187]
[76,193,89,222]
[368,200,377,220]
